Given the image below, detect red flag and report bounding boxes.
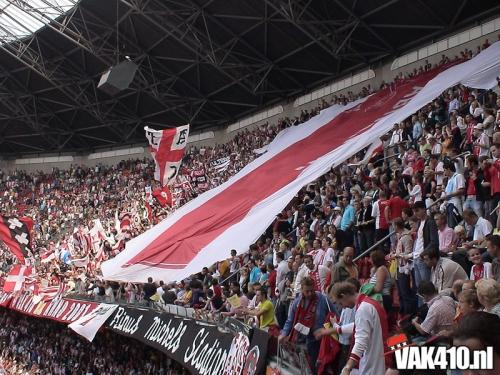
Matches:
[0,216,34,264]
[153,185,173,207]
[317,312,341,374]
[145,201,153,223]
[145,125,190,186]
[3,265,33,293]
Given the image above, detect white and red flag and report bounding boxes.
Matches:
[37,283,67,302]
[3,265,33,293]
[145,125,190,186]
[40,248,56,263]
[0,216,34,264]
[102,43,500,283]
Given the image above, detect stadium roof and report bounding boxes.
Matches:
[0,0,499,155]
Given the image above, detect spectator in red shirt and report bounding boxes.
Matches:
[267,263,277,299]
[385,192,410,223]
[385,188,410,251]
[489,145,500,225]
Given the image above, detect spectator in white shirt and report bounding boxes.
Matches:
[443,161,466,215]
[463,209,493,248]
[156,280,165,297]
[473,123,490,158]
[429,154,444,187]
[448,94,460,114]
[309,239,325,266]
[470,100,483,119]
[482,108,496,138]
[275,251,289,287]
[428,134,442,155]
[389,123,403,147]
[320,237,335,268]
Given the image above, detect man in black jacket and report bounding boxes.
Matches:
[412,201,439,289]
[143,277,157,305]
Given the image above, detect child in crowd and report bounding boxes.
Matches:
[468,247,492,281]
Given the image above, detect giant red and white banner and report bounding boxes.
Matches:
[145,125,190,186]
[103,42,500,283]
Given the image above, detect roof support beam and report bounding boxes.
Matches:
[332,0,396,54]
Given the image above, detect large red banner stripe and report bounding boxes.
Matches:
[126,69,441,269]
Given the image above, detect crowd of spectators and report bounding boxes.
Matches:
[1,39,500,375]
[0,308,187,375]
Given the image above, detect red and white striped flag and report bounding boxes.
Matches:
[102,42,500,283]
[23,276,39,294]
[3,265,33,293]
[41,248,55,263]
[34,283,67,302]
[119,212,131,232]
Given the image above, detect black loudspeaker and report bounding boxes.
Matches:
[97,60,138,96]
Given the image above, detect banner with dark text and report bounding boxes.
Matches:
[106,305,267,375]
[210,156,231,173]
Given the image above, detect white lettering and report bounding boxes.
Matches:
[144,316,186,353]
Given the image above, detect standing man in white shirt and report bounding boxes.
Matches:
[412,201,438,290]
[429,154,445,188]
[331,282,389,375]
[428,134,442,155]
[275,251,289,287]
[320,237,335,268]
[156,280,165,298]
[473,123,490,158]
[309,239,325,266]
[443,161,466,215]
[448,94,460,114]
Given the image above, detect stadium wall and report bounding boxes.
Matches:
[0,26,498,173]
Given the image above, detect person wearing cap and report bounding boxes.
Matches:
[330,205,343,228]
[473,123,490,157]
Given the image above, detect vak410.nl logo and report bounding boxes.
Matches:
[387,334,494,370]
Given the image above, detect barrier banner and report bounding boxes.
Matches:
[106,305,268,375]
[8,292,98,324]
